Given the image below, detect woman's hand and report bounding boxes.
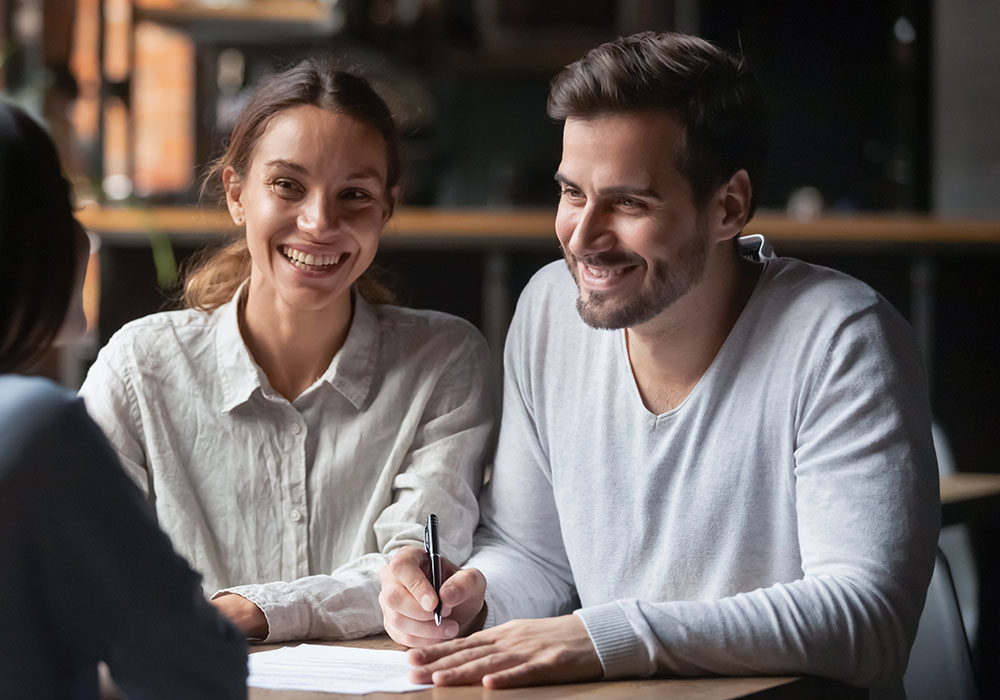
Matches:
[211,592,268,639]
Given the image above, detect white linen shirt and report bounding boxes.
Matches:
[79,288,497,642]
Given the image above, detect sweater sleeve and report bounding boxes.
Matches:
[464,295,579,628]
[575,301,940,689]
[219,331,498,642]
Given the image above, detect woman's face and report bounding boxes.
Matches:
[224,104,392,320]
[54,219,90,346]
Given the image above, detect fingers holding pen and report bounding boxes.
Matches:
[379,545,459,646]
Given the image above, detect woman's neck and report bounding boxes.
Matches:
[238,284,353,402]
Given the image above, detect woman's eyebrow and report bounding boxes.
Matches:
[263,159,308,174]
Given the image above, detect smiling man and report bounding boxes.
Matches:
[379,31,939,698]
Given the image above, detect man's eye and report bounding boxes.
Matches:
[559,186,583,200]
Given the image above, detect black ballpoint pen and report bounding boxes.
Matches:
[424,513,443,625]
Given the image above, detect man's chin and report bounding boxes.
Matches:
[576,295,629,330]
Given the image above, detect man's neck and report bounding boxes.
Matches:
[625,254,761,415]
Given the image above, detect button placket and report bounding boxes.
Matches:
[287,412,309,578]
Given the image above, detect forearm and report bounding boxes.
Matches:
[468,538,578,629]
[579,567,929,686]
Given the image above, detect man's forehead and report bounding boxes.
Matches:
[558,112,687,186]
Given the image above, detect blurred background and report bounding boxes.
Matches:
[2,0,998,694]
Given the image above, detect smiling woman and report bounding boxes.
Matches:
[78,60,498,645]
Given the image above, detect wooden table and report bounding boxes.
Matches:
[940,472,1000,527]
[247,636,864,699]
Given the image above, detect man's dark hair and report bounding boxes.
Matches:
[548,31,769,218]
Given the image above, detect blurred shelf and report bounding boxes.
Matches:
[940,473,1000,527]
[134,1,342,42]
[77,206,1000,249]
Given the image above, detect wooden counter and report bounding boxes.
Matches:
[75,205,1000,363]
[940,472,1000,527]
[77,206,1000,247]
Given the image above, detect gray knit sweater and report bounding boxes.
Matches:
[467,256,939,696]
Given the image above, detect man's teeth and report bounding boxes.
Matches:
[282,246,343,267]
[586,265,629,279]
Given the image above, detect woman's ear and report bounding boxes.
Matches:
[222,166,245,226]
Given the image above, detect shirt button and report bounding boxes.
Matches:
[291,422,302,435]
[290,508,304,522]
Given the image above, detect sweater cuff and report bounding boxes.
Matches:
[575,602,646,679]
[214,582,308,643]
[482,591,497,629]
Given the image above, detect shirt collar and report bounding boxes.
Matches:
[216,283,270,413]
[322,292,380,410]
[215,285,381,413]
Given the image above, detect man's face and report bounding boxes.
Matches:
[555,112,710,330]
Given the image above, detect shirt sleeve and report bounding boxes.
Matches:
[78,337,151,497]
[219,330,499,642]
[5,387,247,699]
[575,302,940,689]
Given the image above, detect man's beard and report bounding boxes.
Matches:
[564,233,709,330]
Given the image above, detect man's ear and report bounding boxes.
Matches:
[222,166,245,226]
[712,169,752,243]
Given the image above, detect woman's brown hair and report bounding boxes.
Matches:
[183,59,401,310]
[0,102,80,373]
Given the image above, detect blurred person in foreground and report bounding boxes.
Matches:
[378,31,939,699]
[0,101,247,698]
[78,59,496,643]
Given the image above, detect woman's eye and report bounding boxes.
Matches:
[342,189,375,204]
[269,178,301,196]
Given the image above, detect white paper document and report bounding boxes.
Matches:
[248,644,433,694]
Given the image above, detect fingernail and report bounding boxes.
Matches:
[444,622,459,637]
[420,595,435,611]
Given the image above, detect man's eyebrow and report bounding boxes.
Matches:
[264,159,308,174]
[554,172,662,200]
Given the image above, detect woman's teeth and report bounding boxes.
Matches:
[282,246,343,268]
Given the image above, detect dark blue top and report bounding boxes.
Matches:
[0,375,247,699]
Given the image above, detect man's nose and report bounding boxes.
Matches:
[566,203,615,257]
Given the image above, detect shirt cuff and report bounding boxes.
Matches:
[214,582,308,643]
[575,602,646,679]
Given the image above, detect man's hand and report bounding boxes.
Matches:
[379,545,488,647]
[211,592,268,639]
[407,615,603,688]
